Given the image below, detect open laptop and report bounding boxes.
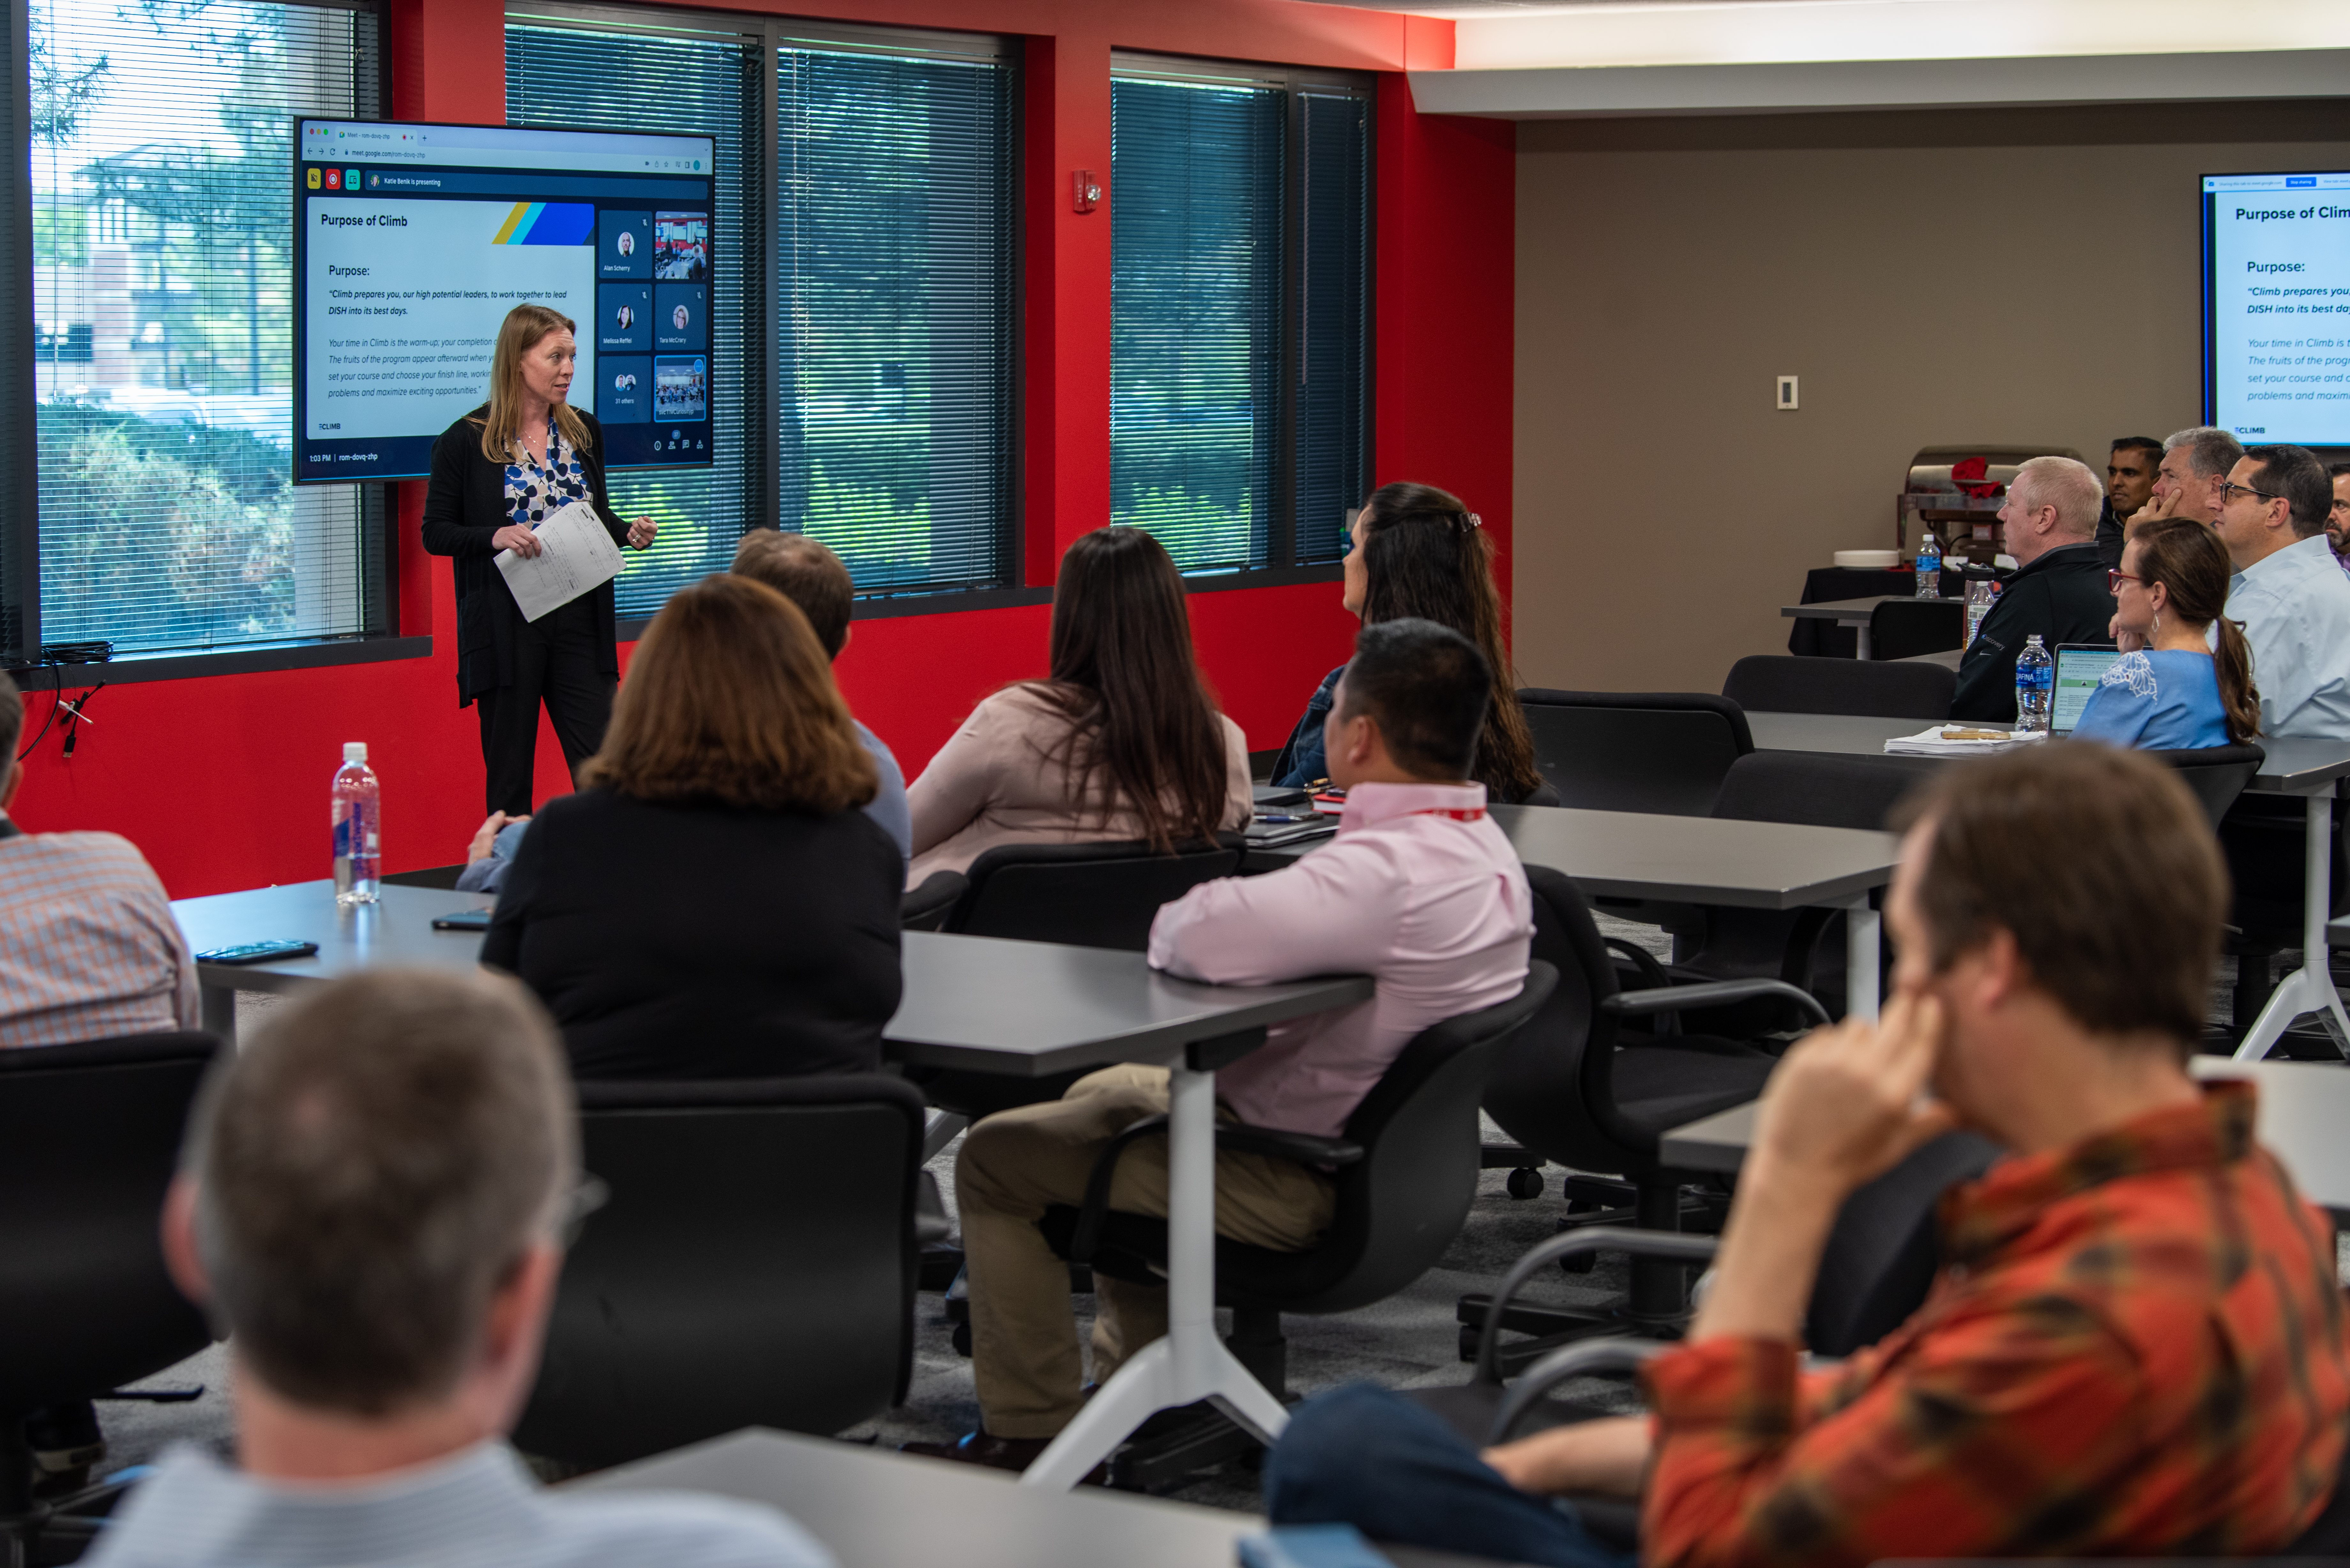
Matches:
[2051,643,2123,734]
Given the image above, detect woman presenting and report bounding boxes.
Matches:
[423,303,657,815]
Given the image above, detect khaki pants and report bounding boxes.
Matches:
[955,1064,1337,1439]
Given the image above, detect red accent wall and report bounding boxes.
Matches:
[10,0,1512,897]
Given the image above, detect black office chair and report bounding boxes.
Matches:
[1720,654,1954,721]
[914,836,1245,1122]
[1470,867,1813,1363]
[1661,750,1941,1032]
[514,1073,924,1467]
[1866,598,1965,661]
[2143,743,2263,830]
[1032,964,1558,1491]
[1515,690,1753,818]
[900,871,967,932]
[0,1031,222,1562]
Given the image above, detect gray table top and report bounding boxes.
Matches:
[1895,649,1964,671]
[1782,595,1901,622]
[577,1428,1516,1568]
[1747,711,2350,793]
[1660,1056,2350,1212]
[1247,804,1899,909]
[172,881,1373,1078]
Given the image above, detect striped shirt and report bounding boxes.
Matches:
[0,818,198,1047]
[83,1442,834,1568]
[1641,1082,2350,1568]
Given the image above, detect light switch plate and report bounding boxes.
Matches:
[1776,375,1799,411]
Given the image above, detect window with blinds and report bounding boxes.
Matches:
[1110,57,1371,576]
[506,8,762,621]
[774,28,1018,598]
[27,0,383,658]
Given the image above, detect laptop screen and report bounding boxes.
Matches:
[2051,644,2123,733]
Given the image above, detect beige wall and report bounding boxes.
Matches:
[1511,101,2350,693]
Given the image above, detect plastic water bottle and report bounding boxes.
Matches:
[2014,635,2054,734]
[1914,533,1942,598]
[332,742,381,907]
[1964,576,1997,648]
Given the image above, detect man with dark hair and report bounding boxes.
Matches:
[89,969,832,1568]
[2326,461,2350,567]
[1265,744,2350,1568]
[2096,436,2164,569]
[913,619,1532,1473]
[731,527,909,868]
[2219,443,2350,739]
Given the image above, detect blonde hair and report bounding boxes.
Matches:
[582,574,878,814]
[475,304,593,465]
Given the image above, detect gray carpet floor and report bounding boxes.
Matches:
[86,925,2350,1517]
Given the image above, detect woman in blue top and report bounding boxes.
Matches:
[2073,514,2261,750]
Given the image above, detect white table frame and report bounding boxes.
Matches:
[2236,789,2350,1059]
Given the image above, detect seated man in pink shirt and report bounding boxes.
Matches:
[909,618,1534,1472]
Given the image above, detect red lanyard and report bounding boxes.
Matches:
[1404,806,1486,822]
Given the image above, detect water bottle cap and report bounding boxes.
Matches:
[343,742,368,765]
[2026,634,2043,645]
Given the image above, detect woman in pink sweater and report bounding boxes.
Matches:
[906,527,1252,886]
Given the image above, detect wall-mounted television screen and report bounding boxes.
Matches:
[292,118,716,482]
[2202,170,2350,449]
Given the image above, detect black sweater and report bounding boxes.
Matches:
[1950,541,2116,723]
[481,788,904,1081]
[420,406,629,704]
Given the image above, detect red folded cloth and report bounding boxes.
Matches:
[1949,455,2002,499]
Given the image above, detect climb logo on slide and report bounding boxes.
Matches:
[491,202,595,246]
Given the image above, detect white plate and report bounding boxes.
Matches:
[1833,549,1900,568]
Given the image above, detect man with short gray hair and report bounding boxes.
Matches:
[1951,455,2116,721]
[85,969,832,1568]
[2125,426,2244,536]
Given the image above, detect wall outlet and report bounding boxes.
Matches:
[1776,375,1799,410]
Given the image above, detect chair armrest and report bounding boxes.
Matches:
[1603,939,1678,1034]
[1600,978,1829,1029]
[1490,1337,1674,1446]
[900,871,968,932]
[1473,1228,1719,1385]
[1212,1123,1365,1169]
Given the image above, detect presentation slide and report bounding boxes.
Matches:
[2204,171,2350,449]
[293,120,716,482]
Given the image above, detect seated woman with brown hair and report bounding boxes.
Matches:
[482,573,902,1080]
[2074,513,2261,750]
[906,526,1253,885]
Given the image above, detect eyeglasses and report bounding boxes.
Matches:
[2107,570,2145,592]
[2215,478,2282,507]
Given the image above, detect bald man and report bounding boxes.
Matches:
[1950,456,2117,722]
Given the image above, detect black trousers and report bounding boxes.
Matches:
[475,597,615,817]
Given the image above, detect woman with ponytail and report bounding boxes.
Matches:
[1270,482,1547,802]
[2074,514,2261,748]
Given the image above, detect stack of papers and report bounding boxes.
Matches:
[1884,726,2050,757]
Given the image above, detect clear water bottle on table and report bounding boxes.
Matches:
[1964,576,1998,649]
[1914,532,1942,599]
[2013,634,2053,734]
[332,741,381,907]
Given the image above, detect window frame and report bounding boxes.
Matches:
[1,0,408,681]
[512,2,1028,637]
[1107,50,1376,587]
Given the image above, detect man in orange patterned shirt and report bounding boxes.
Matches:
[1267,743,2349,1568]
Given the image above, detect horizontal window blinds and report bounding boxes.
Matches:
[1294,89,1369,567]
[31,0,379,656]
[775,33,1017,597]
[506,10,763,620]
[1109,72,1283,574]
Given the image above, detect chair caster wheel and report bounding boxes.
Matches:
[951,1319,972,1357]
[1505,1167,1544,1200]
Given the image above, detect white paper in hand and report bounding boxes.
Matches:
[495,501,626,622]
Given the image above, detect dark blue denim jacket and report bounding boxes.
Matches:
[1270,663,1347,789]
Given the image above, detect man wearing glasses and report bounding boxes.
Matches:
[2216,444,2350,739]
[1949,456,2116,722]
[2325,461,2350,572]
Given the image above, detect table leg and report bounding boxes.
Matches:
[1845,895,1881,1021]
[1019,1062,1288,1489]
[1855,624,1873,661]
[199,982,238,1045]
[2235,791,2350,1060]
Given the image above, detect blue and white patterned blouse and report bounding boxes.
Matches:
[502,415,587,528]
[2070,649,2232,750]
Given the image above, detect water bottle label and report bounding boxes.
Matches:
[334,817,352,857]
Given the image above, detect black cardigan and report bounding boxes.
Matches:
[480,788,905,1081]
[421,406,630,705]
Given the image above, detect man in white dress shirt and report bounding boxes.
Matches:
[913,619,1533,1473]
[86,969,831,1568]
[2217,443,2350,740]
